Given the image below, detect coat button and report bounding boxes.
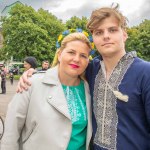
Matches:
[48,96,52,99]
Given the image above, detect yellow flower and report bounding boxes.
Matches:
[58,34,63,42]
[69,29,76,33]
[89,55,93,60]
[83,31,89,37]
[91,42,95,49]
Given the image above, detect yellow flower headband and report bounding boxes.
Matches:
[56,28,96,56]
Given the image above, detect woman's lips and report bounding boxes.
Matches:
[70,64,79,68]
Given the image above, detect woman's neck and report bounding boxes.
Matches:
[60,77,80,86]
[58,70,80,86]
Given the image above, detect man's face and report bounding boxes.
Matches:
[92,16,128,58]
[42,62,49,70]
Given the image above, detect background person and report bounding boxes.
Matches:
[0,66,6,94]
[1,32,92,150]
[23,56,37,71]
[40,60,50,71]
[9,72,14,85]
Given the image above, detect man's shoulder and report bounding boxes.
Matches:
[91,55,101,63]
[88,55,101,69]
[86,56,101,81]
[131,57,150,77]
[134,57,150,68]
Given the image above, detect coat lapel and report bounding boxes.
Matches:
[42,66,71,120]
[46,85,71,120]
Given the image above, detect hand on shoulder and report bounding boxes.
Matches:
[16,68,36,93]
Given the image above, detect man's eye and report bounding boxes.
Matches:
[109,28,118,33]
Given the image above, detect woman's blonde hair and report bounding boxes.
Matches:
[51,32,92,67]
[87,3,128,33]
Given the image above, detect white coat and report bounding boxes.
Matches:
[1,66,92,150]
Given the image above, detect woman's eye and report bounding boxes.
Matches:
[81,55,88,59]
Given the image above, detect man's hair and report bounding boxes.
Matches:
[42,60,49,64]
[87,3,128,33]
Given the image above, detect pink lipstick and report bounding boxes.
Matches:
[70,64,79,68]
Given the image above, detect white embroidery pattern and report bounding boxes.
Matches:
[63,83,87,123]
[93,52,136,150]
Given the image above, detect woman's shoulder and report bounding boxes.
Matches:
[28,71,46,86]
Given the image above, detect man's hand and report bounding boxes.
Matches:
[16,68,35,93]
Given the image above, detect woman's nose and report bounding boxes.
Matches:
[73,54,80,62]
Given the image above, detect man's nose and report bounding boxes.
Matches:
[103,31,110,39]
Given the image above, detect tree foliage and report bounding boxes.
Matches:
[65,16,88,31]
[0,3,65,64]
[0,3,150,63]
[126,19,150,61]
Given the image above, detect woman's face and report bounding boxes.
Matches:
[24,61,31,71]
[58,40,90,79]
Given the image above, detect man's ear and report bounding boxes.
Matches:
[123,30,128,42]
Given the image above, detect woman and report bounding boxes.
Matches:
[23,56,37,71]
[1,32,92,150]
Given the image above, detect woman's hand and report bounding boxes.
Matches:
[16,68,35,93]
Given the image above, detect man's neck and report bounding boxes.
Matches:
[102,51,126,80]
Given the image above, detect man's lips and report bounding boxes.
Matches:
[102,43,113,46]
[69,64,79,68]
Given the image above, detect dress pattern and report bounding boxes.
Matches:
[62,80,87,123]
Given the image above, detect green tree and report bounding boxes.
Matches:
[126,19,150,61]
[65,16,88,31]
[126,27,141,51]
[0,3,65,63]
[137,20,150,60]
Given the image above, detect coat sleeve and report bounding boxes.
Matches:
[1,89,31,150]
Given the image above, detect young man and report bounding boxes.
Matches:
[86,4,150,150]
[16,4,150,150]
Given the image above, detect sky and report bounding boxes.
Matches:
[0,0,150,27]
